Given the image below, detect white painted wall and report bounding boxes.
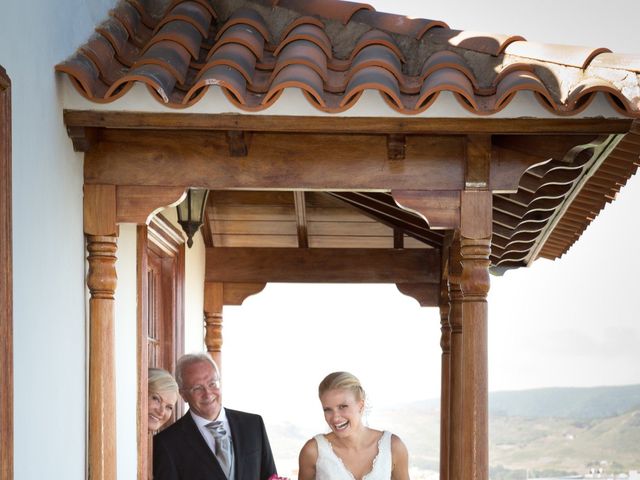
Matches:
[0,0,116,478]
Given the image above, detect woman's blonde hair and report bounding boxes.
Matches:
[318,371,366,402]
[148,367,178,395]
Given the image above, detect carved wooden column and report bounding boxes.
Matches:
[84,184,118,480]
[204,282,224,369]
[438,262,452,480]
[459,132,492,480]
[448,236,464,480]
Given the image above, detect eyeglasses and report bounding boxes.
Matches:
[185,379,221,396]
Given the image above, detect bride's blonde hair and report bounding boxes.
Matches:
[318,371,366,402]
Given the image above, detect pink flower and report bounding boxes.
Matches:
[268,475,290,480]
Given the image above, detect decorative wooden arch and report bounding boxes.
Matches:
[0,65,13,480]
[69,108,635,480]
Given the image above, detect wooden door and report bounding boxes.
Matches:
[138,214,185,480]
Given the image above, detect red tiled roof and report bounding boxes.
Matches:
[56,0,640,116]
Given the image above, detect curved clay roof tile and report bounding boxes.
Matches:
[55,53,110,100]
[275,24,332,59]
[417,68,478,112]
[163,0,217,20]
[447,31,524,56]
[271,40,329,83]
[199,43,257,83]
[341,66,402,110]
[277,0,374,25]
[505,41,611,69]
[348,44,403,84]
[494,70,555,112]
[96,17,141,67]
[110,1,150,48]
[154,1,213,38]
[350,10,446,39]
[145,20,203,59]
[589,52,640,73]
[350,30,404,63]
[135,40,192,85]
[420,50,477,89]
[265,64,326,108]
[279,16,325,43]
[79,33,125,85]
[208,24,265,60]
[185,64,248,107]
[215,7,270,43]
[107,63,177,104]
[566,77,635,116]
[125,0,158,29]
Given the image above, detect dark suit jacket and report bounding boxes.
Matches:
[153,408,277,480]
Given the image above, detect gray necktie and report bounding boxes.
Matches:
[205,421,232,478]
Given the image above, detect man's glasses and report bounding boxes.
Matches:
[185,379,221,396]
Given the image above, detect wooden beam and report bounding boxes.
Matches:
[387,133,406,160]
[116,185,185,225]
[293,191,309,248]
[205,247,440,284]
[225,130,249,157]
[63,110,633,135]
[85,130,469,191]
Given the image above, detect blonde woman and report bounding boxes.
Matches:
[148,367,179,432]
[298,371,410,480]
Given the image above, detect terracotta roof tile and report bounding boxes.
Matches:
[210,23,266,59]
[95,17,140,67]
[56,0,640,117]
[277,0,374,25]
[350,10,446,39]
[110,1,152,48]
[155,1,214,38]
[275,23,332,59]
[147,20,203,59]
[136,40,192,85]
[446,30,524,56]
[216,7,271,43]
[505,41,611,69]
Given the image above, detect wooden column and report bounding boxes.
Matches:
[87,235,118,480]
[459,189,492,479]
[84,184,118,480]
[204,282,224,369]
[0,65,13,480]
[447,237,464,480]
[438,267,451,480]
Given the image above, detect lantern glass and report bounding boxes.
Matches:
[176,188,209,248]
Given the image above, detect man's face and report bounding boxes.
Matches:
[180,360,222,421]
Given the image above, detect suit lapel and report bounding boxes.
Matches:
[179,412,226,477]
[226,409,244,479]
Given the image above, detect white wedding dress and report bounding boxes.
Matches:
[314,430,392,480]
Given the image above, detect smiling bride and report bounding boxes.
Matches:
[298,371,410,480]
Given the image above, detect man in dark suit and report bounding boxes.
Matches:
[153,353,277,480]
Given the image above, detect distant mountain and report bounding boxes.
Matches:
[489,384,640,419]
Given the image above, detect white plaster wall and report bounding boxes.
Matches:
[114,224,139,480]
[0,0,116,478]
[160,208,206,354]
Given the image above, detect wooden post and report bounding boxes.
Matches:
[448,236,464,480]
[84,184,118,480]
[204,282,224,370]
[439,267,451,480]
[459,189,492,480]
[87,235,118,480]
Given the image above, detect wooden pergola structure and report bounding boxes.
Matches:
[56,0,640,479]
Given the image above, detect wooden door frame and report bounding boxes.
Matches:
[0,65,13,480]
[137,214,185,480]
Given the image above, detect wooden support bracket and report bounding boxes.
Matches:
[226,130,249,157]
[387,134,406,160]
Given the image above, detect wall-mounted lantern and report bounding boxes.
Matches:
[176,188,209,248]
